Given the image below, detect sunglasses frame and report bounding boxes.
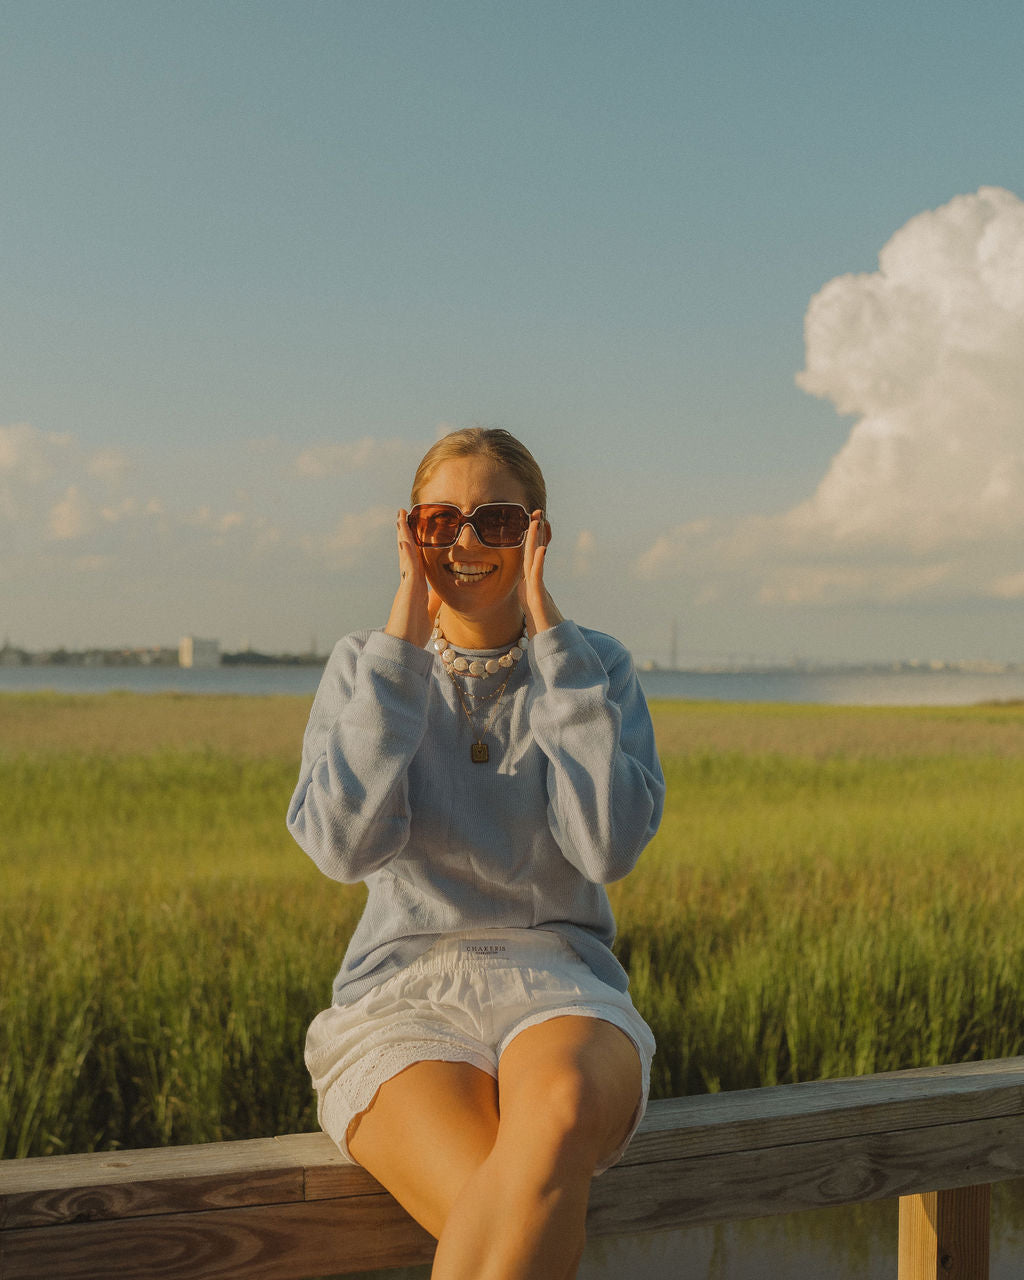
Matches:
[407,501,534,549]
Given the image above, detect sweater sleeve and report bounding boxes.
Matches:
[526,621,665,884]
[286,630,434,883]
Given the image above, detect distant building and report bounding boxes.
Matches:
[178,636,220,669]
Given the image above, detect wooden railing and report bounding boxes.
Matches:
[2,1057,1023,1279]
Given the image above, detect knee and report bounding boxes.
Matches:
[514,1070,615,1170]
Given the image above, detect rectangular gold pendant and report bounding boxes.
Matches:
[471,742,489,764]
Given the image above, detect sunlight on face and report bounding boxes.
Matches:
[416,455,532,637]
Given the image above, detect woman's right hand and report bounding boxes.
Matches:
[384,510,440,648]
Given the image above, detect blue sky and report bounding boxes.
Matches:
[3,0,1023,663]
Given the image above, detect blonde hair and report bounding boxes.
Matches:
[411,428,547,513]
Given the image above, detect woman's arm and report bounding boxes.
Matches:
[289,510,441,882]
[518,516,664,883]
[286,630,434,883]
[527,622,665,884]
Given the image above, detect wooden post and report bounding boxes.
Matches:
[897,1186,991,1280]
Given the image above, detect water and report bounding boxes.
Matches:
[638,665,1024,706]
[4,662,1024,705]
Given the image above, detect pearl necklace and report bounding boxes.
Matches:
[431,620,529,677]
[432,618,529,762]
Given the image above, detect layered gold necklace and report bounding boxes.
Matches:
[433,618,527,763]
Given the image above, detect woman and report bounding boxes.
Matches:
[287,428,664,1280]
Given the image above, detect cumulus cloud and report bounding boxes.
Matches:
[790,185,1024,550]
[638,187,1024,606]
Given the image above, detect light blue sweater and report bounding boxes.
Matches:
[287,619,665,1004]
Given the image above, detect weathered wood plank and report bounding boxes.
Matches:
[3,1112,1023,1277]
[7,1059,1022,1229]
[272,1133,375,1205]
[587,1113,1024,1238]
[616,1058,1024,1167]
[0,1198,436,1280]
[2,1058,1023,1280]
[2,1137,298,1191]
[0,1165,303,1233]
[0,1135,368,1230]
[898,1186,992,1280]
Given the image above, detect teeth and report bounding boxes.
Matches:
[446,562,496,582]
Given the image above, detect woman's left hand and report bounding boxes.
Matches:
[518,510,564,638]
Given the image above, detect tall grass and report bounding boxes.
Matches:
[615,747,1024,1096]
[3,693,1024,1159]
[1,735,363,1158]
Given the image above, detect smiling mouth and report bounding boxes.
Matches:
[445,562,497,584]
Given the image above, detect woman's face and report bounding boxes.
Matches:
[414,454,534,624]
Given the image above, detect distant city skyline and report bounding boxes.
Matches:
[4,634,1022,678]
[3,2,1024,665]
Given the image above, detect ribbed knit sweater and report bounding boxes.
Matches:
[287,619,665,1004]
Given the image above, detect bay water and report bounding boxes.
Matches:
[5,661,1024,705]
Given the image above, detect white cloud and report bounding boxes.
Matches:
[572,528,596,577]
[638,187,1024,607]
[635,520,714,580]
[2,422,421,647]
[2,422,410,581]
[48,486,93,541]
[101,498,140,523]
[0,423,75,524]
[294,436,414,478]
[990,572,1024,600]
[302,505,395,568]
[0,422,73,481]
[788,186,1024,553]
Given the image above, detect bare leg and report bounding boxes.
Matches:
[430,1016,642,1280]
[348,1060,499,1236]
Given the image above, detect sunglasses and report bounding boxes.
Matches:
[407,502,533,549]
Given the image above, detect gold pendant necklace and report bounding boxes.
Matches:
[446,663,516,763]
[435,615,527,762]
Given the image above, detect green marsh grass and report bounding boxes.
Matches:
[3,692,1024,1158]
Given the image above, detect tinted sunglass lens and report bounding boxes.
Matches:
[409,503,529,546]
[410,506,460,546]
[475,505,529,546]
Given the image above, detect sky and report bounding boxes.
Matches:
[2,0,1023,666]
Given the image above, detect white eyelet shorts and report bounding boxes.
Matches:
[304,928,656,1173]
